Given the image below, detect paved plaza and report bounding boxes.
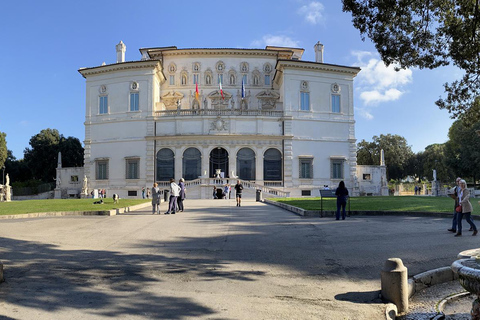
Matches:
[0,199,477,319]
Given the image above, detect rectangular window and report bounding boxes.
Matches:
[242,74,247,85]
[96,160,108,180]
[363,173,371,180]
[128,190,138,197]
[301,190,311,196]
[300,92,310,111]
[264,75,271,86]
[218,74,223,84]
[331,160,344,179]
[332,94,340,113]
[169,75,175,85]
[130,92,139,111]
[193,74,199,85]
[299,158,313,179]
[70,175,79,182]
[99,96,108,114]
[126,158,139,179]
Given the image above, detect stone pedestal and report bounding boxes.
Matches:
[54,188,62,199]
[381,258,408,313]
[5,186,11,202]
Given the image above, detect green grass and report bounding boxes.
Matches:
[0,198,151,215]
[272,196,480,214]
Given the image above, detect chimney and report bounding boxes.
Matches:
[314,41,324,63]
[116,41,126,63]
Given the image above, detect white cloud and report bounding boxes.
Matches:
[352,50,412,107]
[356,108,374,120]
[298,2,325,25]
[251,35,300,48]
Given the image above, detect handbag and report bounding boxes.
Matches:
[456,205,462,213]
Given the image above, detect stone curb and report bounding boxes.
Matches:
[0,201,152,220]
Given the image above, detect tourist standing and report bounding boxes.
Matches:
[213,186,218,199]
[455,179,477,236]
[142,187,146,199]
[166,178,180,214]
[234,180,243,207]
[448,177,462,233]
[223,184,230,200]
[178,178,186,212]
[151,183,161,214]
[335,181,349,220]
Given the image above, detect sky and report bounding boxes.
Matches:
[0,0,457,160]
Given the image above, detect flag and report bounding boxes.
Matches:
[241,77,245,99]
[219,79,224,100]
[195,80,199,101]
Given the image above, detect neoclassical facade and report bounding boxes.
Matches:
[78,41,361,198]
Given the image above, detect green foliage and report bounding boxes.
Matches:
[23,129,84,182]
[357,134,414,180]
[444,119,480,183]
[0,132,7,169]
[418,143,454,182]
[343,0,480,122]
[4,150,31,183]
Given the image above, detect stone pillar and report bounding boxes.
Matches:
[381,258,408,313]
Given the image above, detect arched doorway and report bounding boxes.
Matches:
[209,147,229,178]
[237,147,256,181]
[156,148,174,181]
[263,148,282,182]
[183,147,201,180]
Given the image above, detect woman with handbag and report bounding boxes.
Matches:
[455,179,477,236]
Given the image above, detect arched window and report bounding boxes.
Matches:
[237,148,256,181]
[263,148,282,181]
[156,148,174,181]
[183,148,201,181]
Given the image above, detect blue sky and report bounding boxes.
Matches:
[0,0,456,159]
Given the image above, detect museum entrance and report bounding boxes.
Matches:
[209,147,229,178]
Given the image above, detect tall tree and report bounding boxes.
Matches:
[421,144,454,182]
[357,134,414,180]
[444,120,480,184]
[0,131,6,169]
[23,129,84,182]
[343,0,480,123]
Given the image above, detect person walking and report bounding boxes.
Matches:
[234,180,243,207]
[448,177,462,233]
[213,186,218,199]
[335,181,349,220]
[177,178,186,212]
[455,179,477,236]
[151,183,161,215]
[165,178,180,214]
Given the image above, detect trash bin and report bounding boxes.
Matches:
[256,189,262,202]
[164,190,170,202]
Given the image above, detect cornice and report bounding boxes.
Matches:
[150,49,282,60]
[78,60,163,78]
[275,60,361,76]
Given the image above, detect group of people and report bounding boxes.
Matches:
[151,178,186,215]
[213,181,243,206]
[448,177,477,236]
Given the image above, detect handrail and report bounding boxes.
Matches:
[170,178,290,197]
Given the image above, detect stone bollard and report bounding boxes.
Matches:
[381,258,408,314]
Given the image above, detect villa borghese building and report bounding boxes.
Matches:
[78,41,361,199]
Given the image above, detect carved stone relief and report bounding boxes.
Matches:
[161,91,184,110]
[256,90,280,109]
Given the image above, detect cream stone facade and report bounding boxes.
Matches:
[78,41,363,199]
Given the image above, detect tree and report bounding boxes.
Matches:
[4,150,31,183]
[0,131,6,169]
[421,144,455,182]
[23,129,84,182]
[444,120,480,184]
[357,134,414,180]
[343,0,480,123]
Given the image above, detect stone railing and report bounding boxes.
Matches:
[155,109,284,117]
[158,178,289,197]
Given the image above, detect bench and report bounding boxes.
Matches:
[319,189,350,216]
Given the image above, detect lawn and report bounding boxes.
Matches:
[0,198,151,215]
[272,196,480,214]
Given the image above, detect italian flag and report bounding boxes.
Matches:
[219,79,224,100]
[195,81,199,101]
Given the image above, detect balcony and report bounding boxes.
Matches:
[155,109,284,117]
